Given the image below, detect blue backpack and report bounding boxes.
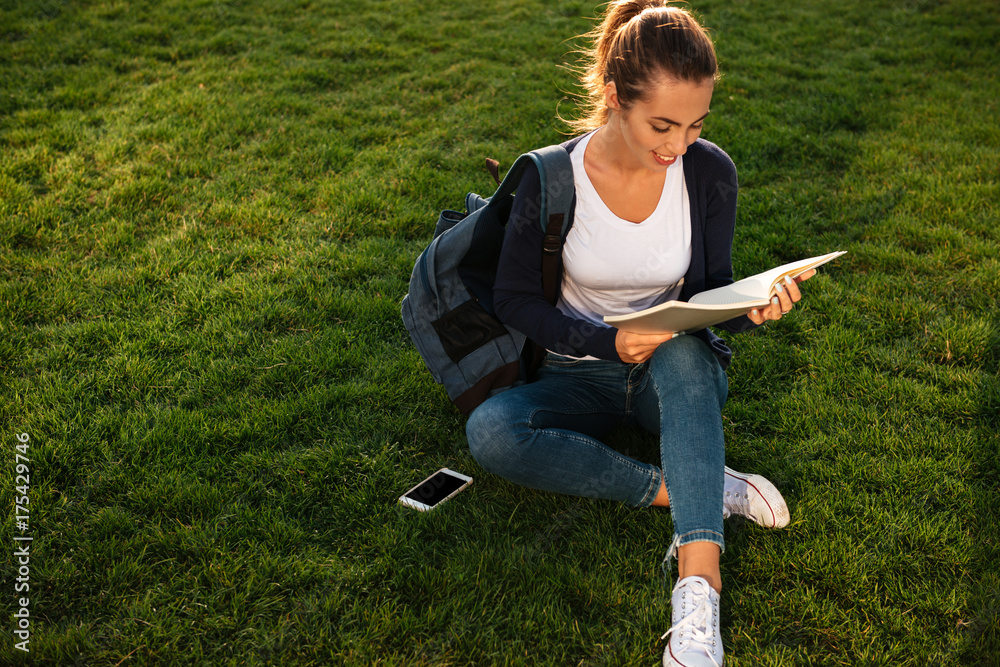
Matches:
[401,145,575,415]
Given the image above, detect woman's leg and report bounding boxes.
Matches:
[633,335,728,590]
[466,355,663,508]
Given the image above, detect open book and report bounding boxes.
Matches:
[604,251,846,334]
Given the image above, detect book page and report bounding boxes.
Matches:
[686,276,769,306]
[689,251,847,307]
[604,300,766,334]
[603,250,846,334]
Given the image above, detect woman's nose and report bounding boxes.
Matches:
[663,133,688,157]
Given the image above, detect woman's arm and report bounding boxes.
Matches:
[493,161,620,360]
[699,144,815,329]
[696,143,759,335]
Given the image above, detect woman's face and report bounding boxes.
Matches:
[607,76,715,172]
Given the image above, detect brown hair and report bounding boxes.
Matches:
[566,1,718,133]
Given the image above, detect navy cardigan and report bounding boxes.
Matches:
[493,135,758,370]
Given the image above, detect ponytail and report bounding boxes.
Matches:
[566,1,718,133]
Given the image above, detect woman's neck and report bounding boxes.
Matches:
[582,120,668,224]
[591,115,658,179]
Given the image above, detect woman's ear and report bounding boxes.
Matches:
[604,80,621,113]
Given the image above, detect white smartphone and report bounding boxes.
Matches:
[398,468,473,512]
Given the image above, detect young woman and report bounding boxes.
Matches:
[466,2,814,665]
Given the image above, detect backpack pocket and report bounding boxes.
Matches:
[434,210,466,238]
[432,299,509,363]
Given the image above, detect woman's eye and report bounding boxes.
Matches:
[652,126,670,134]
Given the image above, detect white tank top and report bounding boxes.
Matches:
[555,131,692,354]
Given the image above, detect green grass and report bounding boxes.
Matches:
[1,0,998,664]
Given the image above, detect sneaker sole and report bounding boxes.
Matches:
[724,466,790,528]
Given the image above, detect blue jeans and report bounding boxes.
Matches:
[466,334,727,551]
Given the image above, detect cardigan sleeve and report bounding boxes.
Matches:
[695,141,759,336]
[493,160,621,361]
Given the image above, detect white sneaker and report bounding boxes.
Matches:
[661,576,723,667]
[722,466,789,528]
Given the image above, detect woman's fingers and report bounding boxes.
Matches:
[783,275,803,303]
[615,329,677,363]
[774,278,794,314]
[794,268,817,284]
[751,282,794,322]
[748,270,818,325]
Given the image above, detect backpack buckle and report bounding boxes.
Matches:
[542,234,562,254]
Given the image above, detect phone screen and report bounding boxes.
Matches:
[404,471,467,507]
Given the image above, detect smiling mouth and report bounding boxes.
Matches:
[653,152,676,165]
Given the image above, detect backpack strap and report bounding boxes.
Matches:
[488,145,575,305]
[488,145,574,379]
[527,145,575,306]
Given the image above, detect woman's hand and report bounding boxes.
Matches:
[615,329,678,364]
[747,269,816,325]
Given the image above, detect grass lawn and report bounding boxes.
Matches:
[1,0,998,664]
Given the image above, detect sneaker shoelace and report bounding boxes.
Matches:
[722,484,751,520]
[660,579,722,667]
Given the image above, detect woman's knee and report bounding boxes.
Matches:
[465,400,495,461]
[649,335,709,375]
[648,335,728,403]
[465,394,528,474]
